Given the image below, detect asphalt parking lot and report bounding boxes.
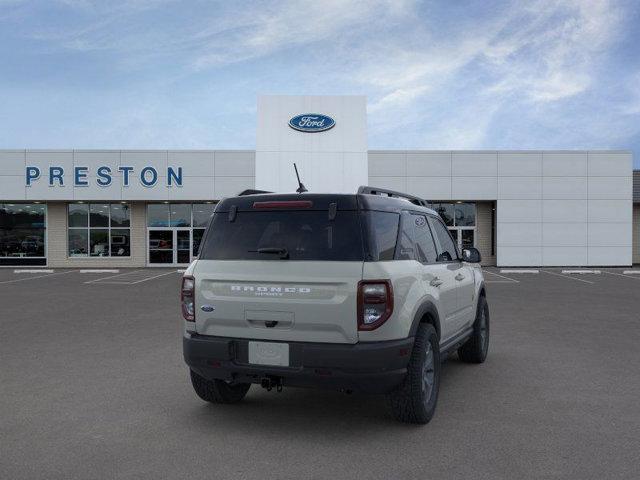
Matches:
[2,267,640,479]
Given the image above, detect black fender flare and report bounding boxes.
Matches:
[478,280,486,299]
[476,280,487,319]
[409,301,441,339]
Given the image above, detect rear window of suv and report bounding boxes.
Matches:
[199,210,400,262]
[199,211,364,261]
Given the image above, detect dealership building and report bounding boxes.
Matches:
[0,95,638,268]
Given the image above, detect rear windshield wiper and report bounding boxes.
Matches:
[249,247,290,259]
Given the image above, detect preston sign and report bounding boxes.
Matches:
[288,114,335,133]
[24,165,183,188]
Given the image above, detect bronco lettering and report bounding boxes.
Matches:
[230,285,311,294]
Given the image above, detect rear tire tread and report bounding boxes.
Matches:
[458,295,489,364]
[387,323,440,424]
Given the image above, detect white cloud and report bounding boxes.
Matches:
[1,0,636,154]
[20,0,414,69]
[368,85,429,113]
[355,0,628,148]
[21,0,622,105]
[484,0,622,103]
[190,0,415,70]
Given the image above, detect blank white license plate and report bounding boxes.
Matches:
[248,341,289,367]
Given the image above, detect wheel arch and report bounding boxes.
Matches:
[409,301,441,340]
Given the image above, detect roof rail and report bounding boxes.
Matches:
[357,186,429,207]
[237,189,272,196]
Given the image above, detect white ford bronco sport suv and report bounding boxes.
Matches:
[182,187,489,424]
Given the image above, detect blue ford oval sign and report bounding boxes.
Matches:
[288,114,335,133]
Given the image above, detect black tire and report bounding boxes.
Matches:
[189,369,251,404]
[387,323,441,424]
[458,295,490,364]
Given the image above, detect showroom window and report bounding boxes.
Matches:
[0,203,47,265]
[68,203,131,257]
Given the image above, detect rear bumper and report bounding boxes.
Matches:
[183,332,414,394]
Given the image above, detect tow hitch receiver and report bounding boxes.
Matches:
[260,376,283,392]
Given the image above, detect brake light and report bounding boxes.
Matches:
[181,276,195,321]
[357,280,393,331]
[253,201,313,209]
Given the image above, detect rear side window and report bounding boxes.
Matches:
[199,211,364,261]
[412,215,438,263]
[428,216,459,262]
[396,212,437,263]
[364,211,400,261]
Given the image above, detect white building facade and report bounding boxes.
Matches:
[0,95,636,267]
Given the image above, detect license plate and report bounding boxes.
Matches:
[248,341,289,367]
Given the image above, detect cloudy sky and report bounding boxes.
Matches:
[1,0,639,167]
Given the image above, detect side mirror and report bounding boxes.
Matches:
[461,247,481,263]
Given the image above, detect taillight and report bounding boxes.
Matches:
[357,280,393,331]
[181,276,195,321]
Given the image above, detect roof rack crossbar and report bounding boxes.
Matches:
[357,186,429,207]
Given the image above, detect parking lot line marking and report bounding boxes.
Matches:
[79,269,120,273]
[13,269,54,273]
[623,270,640,275]
[603,271,640,281]
[485,280,518,283]
[483,270,519,283]
[542,270,594,284]
[129,270,179,284]
[0,270,74,285]
[83,269,145,284]
[500,269,539,274]
[561,269,601,274]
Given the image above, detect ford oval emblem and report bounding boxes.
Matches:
[200,305,215,312]
[288,114,335,133]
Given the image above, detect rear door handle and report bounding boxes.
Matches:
[455,273,465,281]
[430,277,443,287]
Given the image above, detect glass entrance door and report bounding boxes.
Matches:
[447,227,475,252]
[146,203,216,266]
[460,229,474,250]
[148,229,192,265]
[176,229,191,264]
[149,230,174,264]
